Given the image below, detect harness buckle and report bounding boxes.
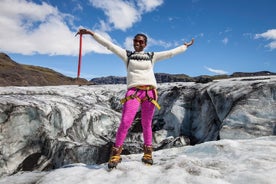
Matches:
[120,86,161,110]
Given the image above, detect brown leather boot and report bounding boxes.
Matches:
[142,145,153,165]
[108,145,123,169]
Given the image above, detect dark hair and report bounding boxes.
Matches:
[134,33,148,44]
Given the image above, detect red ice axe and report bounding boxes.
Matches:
[75,31,83,78]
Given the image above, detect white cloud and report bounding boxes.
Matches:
[255,29,276,39]
[98,20,112,32]
[222,37,229,45]
[124,37,134,50]
[219,28,232,35]
[267,41,276,49]
[198,33,204,38]
[89,0,140,31]
[148,37,174,48]
[255,29,276,50]
[0,0,111,56]
[205,66,228,75]
[0,0,83,56]
[89,0,163,31]
[137,0,164,12]
[73,3,83,12]
[0,0,164,56]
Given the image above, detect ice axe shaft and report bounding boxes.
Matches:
[76,32,83,78]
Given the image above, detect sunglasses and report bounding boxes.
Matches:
[133,39,145,45]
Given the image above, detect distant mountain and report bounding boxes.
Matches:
[91,71,275,85]
[90,73,194,84]
[0,53,91,86]
[230,71,276,77]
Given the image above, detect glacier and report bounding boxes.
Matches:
[0,76,275,180]
[0,137,275,184]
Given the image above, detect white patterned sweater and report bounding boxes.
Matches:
[93,33,188,89]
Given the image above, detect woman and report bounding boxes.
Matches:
[77,29,194,169]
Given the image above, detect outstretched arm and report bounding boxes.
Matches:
[152,38,195,63]
[76,28,127,62]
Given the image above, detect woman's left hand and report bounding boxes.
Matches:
[184,38,194,47]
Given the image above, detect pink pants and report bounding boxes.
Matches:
[115,88,156,147]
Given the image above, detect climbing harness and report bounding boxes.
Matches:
[120,86,161,110]
[122,51,160,109]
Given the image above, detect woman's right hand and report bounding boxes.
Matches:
[76,28,94,36]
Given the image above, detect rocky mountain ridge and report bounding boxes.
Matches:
[1,52,275,86]
[0,53,90,86]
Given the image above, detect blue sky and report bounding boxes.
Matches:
[0,0,275,79]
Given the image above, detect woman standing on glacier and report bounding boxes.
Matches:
[77,28,194,169]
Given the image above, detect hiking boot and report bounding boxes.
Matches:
[141,145,153,165]
[108,145,123,169]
